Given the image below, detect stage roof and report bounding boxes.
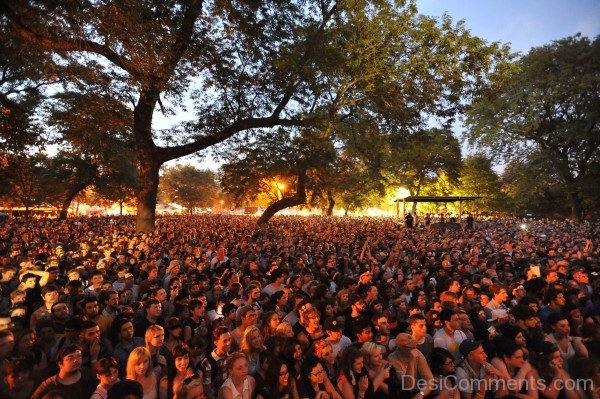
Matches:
[393,196,482,203]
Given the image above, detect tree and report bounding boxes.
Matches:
[160,165,219,214]
[220,127,336,224]
[3,0,509,231]
[455,155,506,213]
[47,90,137,218]
[465,35,600,220]
[1,153,51,218]
[385,127,462,213]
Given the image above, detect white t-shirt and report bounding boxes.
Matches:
[433,328,467,359]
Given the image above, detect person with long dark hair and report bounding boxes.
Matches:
[257,358,297,399]
[159,344,201,399]
[337,346,373,399]
[491,339,538,399]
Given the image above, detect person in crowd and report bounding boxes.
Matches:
[387,333,433,383]
[261,311,281,340]
[239,325,265,375]
[165,317,185,352]
[455,340,506,399]
[32,344,96,399]
[145,325,171,377]
[1,357,36,399]
[531,341,579,399]
[159,344,201,399]
[200,326,232,399]
[108,379,145,399]
[126,346,158,399]
[218,352,255,399]
[257,357,296,399]
[313,339,339,383]
[231,306,258,350]
[545,313,589,370]
[179,379,207,399]
[91,357,120,399]
[337,346,373,399]
[361,342,397,399]
[434,309,467,359]
[13,327,49,381]
[490,339,538,399]
[430,347,460,399]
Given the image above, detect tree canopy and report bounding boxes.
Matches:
[2,0,509,229]
[465,35,600,220]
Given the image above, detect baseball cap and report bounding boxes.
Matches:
[323,317,341,332]
[124,273,134,279]
[395,333,417,348]
[459,339,482,357]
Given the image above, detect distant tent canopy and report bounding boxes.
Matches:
[393,196,482,220]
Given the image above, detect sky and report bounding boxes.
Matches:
[416,0,600,53]
[164,0,600,170]
[415,0,600,168]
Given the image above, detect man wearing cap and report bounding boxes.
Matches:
[455,340,505,399]
[323,317,351,358]
[388,333,433,386]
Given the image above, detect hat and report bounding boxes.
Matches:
[395,333,417,348]
[534,341,558,357]
[459,339,481,357]
[488,309,509,322]
[124,273,134,279]
[510,304,536,321]
[323,317,341,332]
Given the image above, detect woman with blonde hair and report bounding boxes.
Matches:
[361,342,396,398]
[145,325,171,377]
[126,346,158,399]
[240,326,265,375]
[275,321,294,338]
[219,351,256,399]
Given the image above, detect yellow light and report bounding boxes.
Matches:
[396,187,410,200]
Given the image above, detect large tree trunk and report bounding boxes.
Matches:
[326,190,335,216]
[257,170,307,225]
[134,91,161,232]
[136,156,160,232]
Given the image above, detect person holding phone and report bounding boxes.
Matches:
[531,342,578,399]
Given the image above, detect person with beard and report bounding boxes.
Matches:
[509,305,544,359]
[50,301,71,333]
[343,294,368,337]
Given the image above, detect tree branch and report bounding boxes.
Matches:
[2,3,139,80]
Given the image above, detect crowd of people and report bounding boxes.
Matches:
[0,214,599,399]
